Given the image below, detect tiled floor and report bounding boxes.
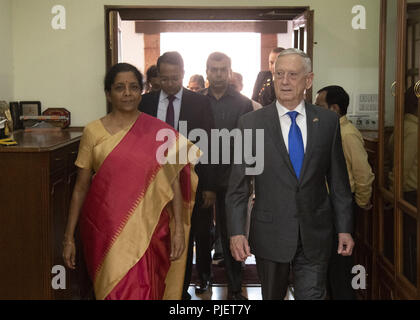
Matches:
[187,285,295,300]
[189,253,294,300]
[187,285,262,300]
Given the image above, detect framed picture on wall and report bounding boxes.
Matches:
[20,101,41,116]
[9,102,23,130]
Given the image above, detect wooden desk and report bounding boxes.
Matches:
[0,129,91,299]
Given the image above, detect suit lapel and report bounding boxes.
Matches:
[264,103,297,181]
[151,89,186,130]
[299,102,319,182]
[179,88,188,124]
[150,91,160,117]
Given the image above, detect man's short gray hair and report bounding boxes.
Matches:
[277,48,312,73]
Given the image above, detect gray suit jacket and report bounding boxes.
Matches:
[226,101,353,264]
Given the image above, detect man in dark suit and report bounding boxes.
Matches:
[139,51,216,300]
[252,47,284,106]
[226,48,354,300]
[201,52,253,300]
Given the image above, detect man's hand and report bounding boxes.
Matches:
[202,191,216,208]
[337,233,354,256]
[230,235,252,262]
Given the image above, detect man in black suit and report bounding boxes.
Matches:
[226,48,354,300]
[252,47,284,106]
[138,51,216,300]
[200,52,253,300]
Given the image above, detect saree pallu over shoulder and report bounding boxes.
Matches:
[80,113,200,300]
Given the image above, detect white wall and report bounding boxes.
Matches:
[121,21,145,74]
[8,0,380,126]
[0,0,13,102]
[277,21,294,50]
[311,0,380,118]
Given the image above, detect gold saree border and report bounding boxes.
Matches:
[163,164,198,300]
[93,134,201,300]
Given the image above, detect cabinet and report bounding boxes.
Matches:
[0,129,91,299]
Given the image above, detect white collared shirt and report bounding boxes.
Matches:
[157,88,183,129]
[276,100,307,153]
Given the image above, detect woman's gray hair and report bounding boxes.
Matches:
[277,48,312,73]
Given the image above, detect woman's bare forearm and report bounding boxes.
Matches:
[171,174,184,234]
[64,168,92,242]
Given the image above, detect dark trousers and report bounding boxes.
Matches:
[256,234,328,300]
[327,199,357,300]
[216,189,243,293]
[182,199,213,293]
[327,232,356,300]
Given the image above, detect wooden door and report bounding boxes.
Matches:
[292,10,314,102]
[108,10,122,67]
[106,11,122,113]
[377,0,420,299]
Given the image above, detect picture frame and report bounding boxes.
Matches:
[9,102,23,130]
[20,101,41,116]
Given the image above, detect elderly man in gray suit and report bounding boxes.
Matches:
[226,48,354,300]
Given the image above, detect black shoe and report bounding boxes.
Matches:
[216,259,225,267]
[227,291,248,300]
[182,291,191,300]
[195,278,212,294]
[213,253,223,260]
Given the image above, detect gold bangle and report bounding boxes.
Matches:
[62,240,75,246]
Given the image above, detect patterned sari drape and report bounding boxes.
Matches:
[79,113,200,300]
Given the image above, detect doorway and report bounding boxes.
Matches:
[105,6,314,112]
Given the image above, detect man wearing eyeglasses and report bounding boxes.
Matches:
[226,48,354,300]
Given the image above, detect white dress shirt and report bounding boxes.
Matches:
[157,88,183,129]
[276,100,307,153]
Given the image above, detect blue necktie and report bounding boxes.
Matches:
[287,111,304,178]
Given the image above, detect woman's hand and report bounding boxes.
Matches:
[62,239,76,269]
[170,229,185,261]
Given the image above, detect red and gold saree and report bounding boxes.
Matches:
[79,113,199,300]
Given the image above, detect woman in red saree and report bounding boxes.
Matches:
[62,63,200,300]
